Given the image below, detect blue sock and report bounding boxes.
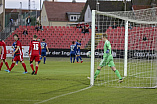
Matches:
[44,57,46,63]
[40,57,42,60]
[73,57,75,63]
[70,57,72,63]
[76,56,79,62]
[79,56,82,61]
[16,61,18,64]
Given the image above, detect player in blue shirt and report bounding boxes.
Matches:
[76,40,83,63]
[12,41,18,65]
[70,41,77,63]
[40,39,49,64]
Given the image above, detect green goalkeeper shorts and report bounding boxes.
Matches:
[99,55,115,67]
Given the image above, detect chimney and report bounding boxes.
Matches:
[72,0,76,3]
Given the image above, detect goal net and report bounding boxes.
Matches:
[90,7,157,88]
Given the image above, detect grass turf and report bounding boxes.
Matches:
[0,57,156,104]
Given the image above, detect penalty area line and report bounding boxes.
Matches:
[34,86,92,104]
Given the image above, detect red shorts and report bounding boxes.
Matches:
[0,53,6,60]
[14,55,23,62]
[30,55,40,62]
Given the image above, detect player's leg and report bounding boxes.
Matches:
[110,64,123,83]
[20,55,27,73]
[39,53,43,63]
[30,61,35,75]
[78,51,83,63]
[38,56,41,64]
[79,55,83,63]
[16,61,18,65]
[40,56,42,61]
[110,66,122,82]
[0,59,3,71]
[6,59,16,73]
[94,66,101,80]
[13,54,18,65]
[0,53,5,70]
[7,60,15,72]
[30,55,35,75]
[94,58,106,80]
[73,55,75,63]
[35,61,39,75]
[34,56,40,75]
[76,52,79,63]
[43,52,46,64]
[43,56,46,64]
[3,59,9,70]
[108,55,123,83]
[20,61,27,73]
[6,55,17,72]
[70,54,72,63]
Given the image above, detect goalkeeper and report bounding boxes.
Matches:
[93,34,123,83]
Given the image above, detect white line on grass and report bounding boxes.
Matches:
[0,99,40,102]
[34,86,92,104]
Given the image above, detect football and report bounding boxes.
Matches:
[86,51,91,57]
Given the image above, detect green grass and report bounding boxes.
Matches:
[0,57,156,104]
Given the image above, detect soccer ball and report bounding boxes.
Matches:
[86,51,91,57]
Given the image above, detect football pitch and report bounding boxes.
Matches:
[0,57,157,104]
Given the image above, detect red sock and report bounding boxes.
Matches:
[22,63,27,72]
[35,66,38,74]
[5,62,9,70]
[9,63,15,71]
[30,64,34,71]
[0,62,3,70]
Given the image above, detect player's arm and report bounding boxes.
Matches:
[41,46,44,49]
[13,46,19,56]
[28,42,32,57]
[46,46,49,53]
[11,46,14,49]
[39,43,41,57]
[106,42,111,53]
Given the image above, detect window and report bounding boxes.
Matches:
[71,16,73,20]
[70,15,78,21]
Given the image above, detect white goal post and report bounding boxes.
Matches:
[90,8,157,88]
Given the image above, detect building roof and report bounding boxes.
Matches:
[79,0,132,22]
[132,5,152,10]
[44,1,85,21]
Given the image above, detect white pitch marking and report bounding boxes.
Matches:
[0,99,40,102]
[34,86,92,104]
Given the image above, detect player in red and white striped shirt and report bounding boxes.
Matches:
[29,35,41,75]
[5,34,27,73]
[0,39,10,71]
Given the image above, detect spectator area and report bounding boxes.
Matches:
[97,27,157,50]
[4,26,156,50]
[5,26,91,49]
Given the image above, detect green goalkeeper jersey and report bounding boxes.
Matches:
[103,40,112,57]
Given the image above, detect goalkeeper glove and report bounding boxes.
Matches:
[106,49,109,53]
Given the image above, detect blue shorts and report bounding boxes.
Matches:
[70,52,76,57]
[41,52,46,56]
[76,51,80,55]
